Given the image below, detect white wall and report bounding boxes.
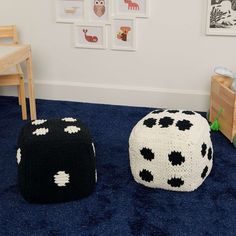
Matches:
[1,0,236,111]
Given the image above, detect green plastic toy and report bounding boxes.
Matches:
[210,108,223,131]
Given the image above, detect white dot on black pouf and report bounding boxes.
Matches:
[129,109,213,192]
[16,118,96,203]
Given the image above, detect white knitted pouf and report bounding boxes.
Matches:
[129,109,213,192]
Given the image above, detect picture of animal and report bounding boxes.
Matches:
[211,0,236,10]
[124,0,140,11]
[93,0,106,17]
[117,26,131,41]
[209,0,236,29]
[64,7,79,14]
[83,29,98,42]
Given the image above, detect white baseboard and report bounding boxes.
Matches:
[0,80,210,111]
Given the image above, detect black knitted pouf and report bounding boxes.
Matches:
[16,117,96,203]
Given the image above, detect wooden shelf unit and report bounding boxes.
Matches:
[210,75,236,142]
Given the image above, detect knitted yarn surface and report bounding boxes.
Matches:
[129,110,213,192]
[17,118,96,203]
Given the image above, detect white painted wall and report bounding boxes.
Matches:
[0,0,236,111]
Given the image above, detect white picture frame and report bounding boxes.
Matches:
[206,0,236,36]
[74,22,107,49]
[55,0,85,23]
[87,0,111,24]
[111,17,136,51]
[114,0,149,18]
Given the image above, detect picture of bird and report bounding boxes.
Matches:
[93,0,106,17]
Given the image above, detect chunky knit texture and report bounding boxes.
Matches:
[129,109,213,192]
[17,118,96,203]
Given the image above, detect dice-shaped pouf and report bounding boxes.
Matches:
[16,117,96,203]
[129,109,213,192]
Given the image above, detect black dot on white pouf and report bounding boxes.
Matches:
[143,118,157,128]
[201,143,207,157]
[129,109,213,192]
[140,147,154,161]
[16,118,96,203]
[139,169,154,182]
[158,117,174,128]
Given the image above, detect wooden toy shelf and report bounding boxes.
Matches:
[209,75,236,146]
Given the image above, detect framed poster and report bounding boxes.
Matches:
[206,0,236,36]
[74,22,107,49]
[87,0,111,23]
[55,0,85,23]
[114,0,149,18]
[111,17,136,51]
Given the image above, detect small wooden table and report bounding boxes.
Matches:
[0,44,37,120]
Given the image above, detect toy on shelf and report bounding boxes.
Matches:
[214,66,236,92]
[209,74,236,148]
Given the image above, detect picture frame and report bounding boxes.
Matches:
[55,0,85,23]
[111,17,136,51]
[114,0,149,18]
[74,22,107,49]
[206,0,236,36]
[87,0,111,24]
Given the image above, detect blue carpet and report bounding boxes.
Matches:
[0,96,235,236]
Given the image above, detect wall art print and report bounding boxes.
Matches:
[55,0,151,51]
[74,22,107,49]
[87,0,111,23]
[111,17,136,51]
[114,0,149,18]
[206,0,236,35]
[55,0,85,23]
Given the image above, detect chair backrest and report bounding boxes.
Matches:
[0,25,18,44]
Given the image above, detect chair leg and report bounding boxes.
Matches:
[17,85,22,105]
[19,76,27,120]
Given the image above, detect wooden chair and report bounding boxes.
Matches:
[0,25,27,120]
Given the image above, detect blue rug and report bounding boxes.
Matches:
[0,96,235,236]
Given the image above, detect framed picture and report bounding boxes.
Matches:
[114,0,149,18]
[55,0,85,23]
[111,17,136,51]
[206,0,236,36]
[74,22,107,49]
[87,0,111,24]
